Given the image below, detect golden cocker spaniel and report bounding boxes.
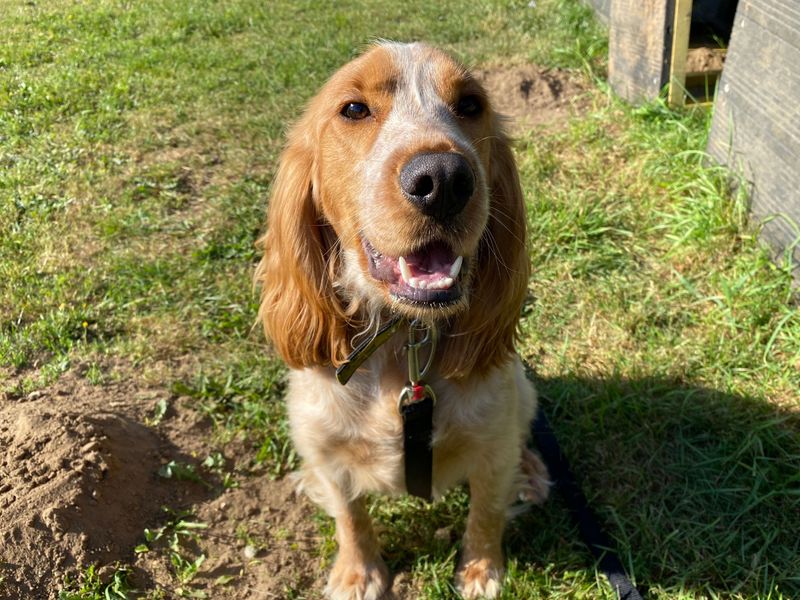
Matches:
[256,41,549,600]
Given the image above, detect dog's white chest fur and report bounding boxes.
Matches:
[286,346,536,503]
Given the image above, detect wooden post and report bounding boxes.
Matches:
[667,0,693,106]
[608,0,672,102]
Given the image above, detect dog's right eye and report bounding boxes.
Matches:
[341,102,371,120]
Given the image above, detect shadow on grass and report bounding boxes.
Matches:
[299,371,798,598]
[504,373,800,599]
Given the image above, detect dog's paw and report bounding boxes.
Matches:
[325,556,390,600]
[518,447,551,505]
[455,557,504,599]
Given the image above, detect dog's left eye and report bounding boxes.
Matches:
[341,102,371,120]
[454,95,483,118]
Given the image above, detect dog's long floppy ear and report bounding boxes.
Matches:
[255,126,349,369]
[440,128,529,379]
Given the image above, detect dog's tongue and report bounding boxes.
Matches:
[399,242,462,290]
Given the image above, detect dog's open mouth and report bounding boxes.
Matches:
[363,238,465,305]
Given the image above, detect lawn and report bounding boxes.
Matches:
[1,0,798,598]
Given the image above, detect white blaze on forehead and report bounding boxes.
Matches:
[378,41,473,148]
[360,42,479,201]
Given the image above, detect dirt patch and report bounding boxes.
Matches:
[0,372,209,599]
[686,47,725,74]
[476,65,587,133]
[130,475,325,598]
[0,365,337,599]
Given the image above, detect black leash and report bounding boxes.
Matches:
[532,404,644,600]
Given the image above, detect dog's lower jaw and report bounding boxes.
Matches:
[324,497,390,600]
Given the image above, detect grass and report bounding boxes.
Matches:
[58,565,131,600]
[1,0,798,598]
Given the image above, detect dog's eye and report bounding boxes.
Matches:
[341,102,371,120]
[454,95,483,118]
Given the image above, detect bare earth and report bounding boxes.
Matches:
[0,65,583,600]
[476,64,587,132]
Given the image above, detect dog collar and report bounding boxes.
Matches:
[335,317,437,501]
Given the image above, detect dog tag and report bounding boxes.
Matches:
[399,382,435,501]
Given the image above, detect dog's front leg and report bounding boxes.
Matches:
[323,493,390,600]
[455,463,514,599]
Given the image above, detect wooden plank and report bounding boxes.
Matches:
[609,0,672,102]
[707,0,800,277]
[667,0,693,106]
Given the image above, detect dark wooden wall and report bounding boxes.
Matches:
[707,0,800,276]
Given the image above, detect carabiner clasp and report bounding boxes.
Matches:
[406,320,438,384]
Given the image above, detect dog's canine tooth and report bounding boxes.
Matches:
[399,256,412,283]
[450,255,463,279]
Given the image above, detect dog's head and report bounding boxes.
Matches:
[256,42,528,378]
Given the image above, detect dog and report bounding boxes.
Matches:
[255,41,549,600]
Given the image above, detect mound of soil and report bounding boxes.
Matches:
[0,375,203,599]
[0,369,325,600]
[476,65,586,132]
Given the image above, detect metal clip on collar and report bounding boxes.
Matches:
[398,320,438,411]
[408,320,437,383]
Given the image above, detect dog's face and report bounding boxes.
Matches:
[311,43,494,317]
[257,42,528,377]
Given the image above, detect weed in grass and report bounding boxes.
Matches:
[146,397,169,426]
[202,451,239,489]
[138,508,208,595]
[157,460,210,489]
[58,565,131,600]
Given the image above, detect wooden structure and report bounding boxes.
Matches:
[707,0,800,277]
[597,0,800,274]
[608,0,674,102]
[607,0,731,106]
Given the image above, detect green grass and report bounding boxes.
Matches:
[1,0,798,598]
[58,565,131,600]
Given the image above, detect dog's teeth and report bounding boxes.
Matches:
[441,276,454,288]
[399,256,412,283]
[449,255,463,279]
[408,277,418,289]
[417,279,428,290]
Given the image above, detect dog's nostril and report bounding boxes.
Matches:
[412,175,435,198]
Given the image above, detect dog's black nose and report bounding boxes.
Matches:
[399,152,474,221]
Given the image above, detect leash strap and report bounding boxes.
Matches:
[400,390,434,501]
[336,316,403,385]
[532,405,644,600]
